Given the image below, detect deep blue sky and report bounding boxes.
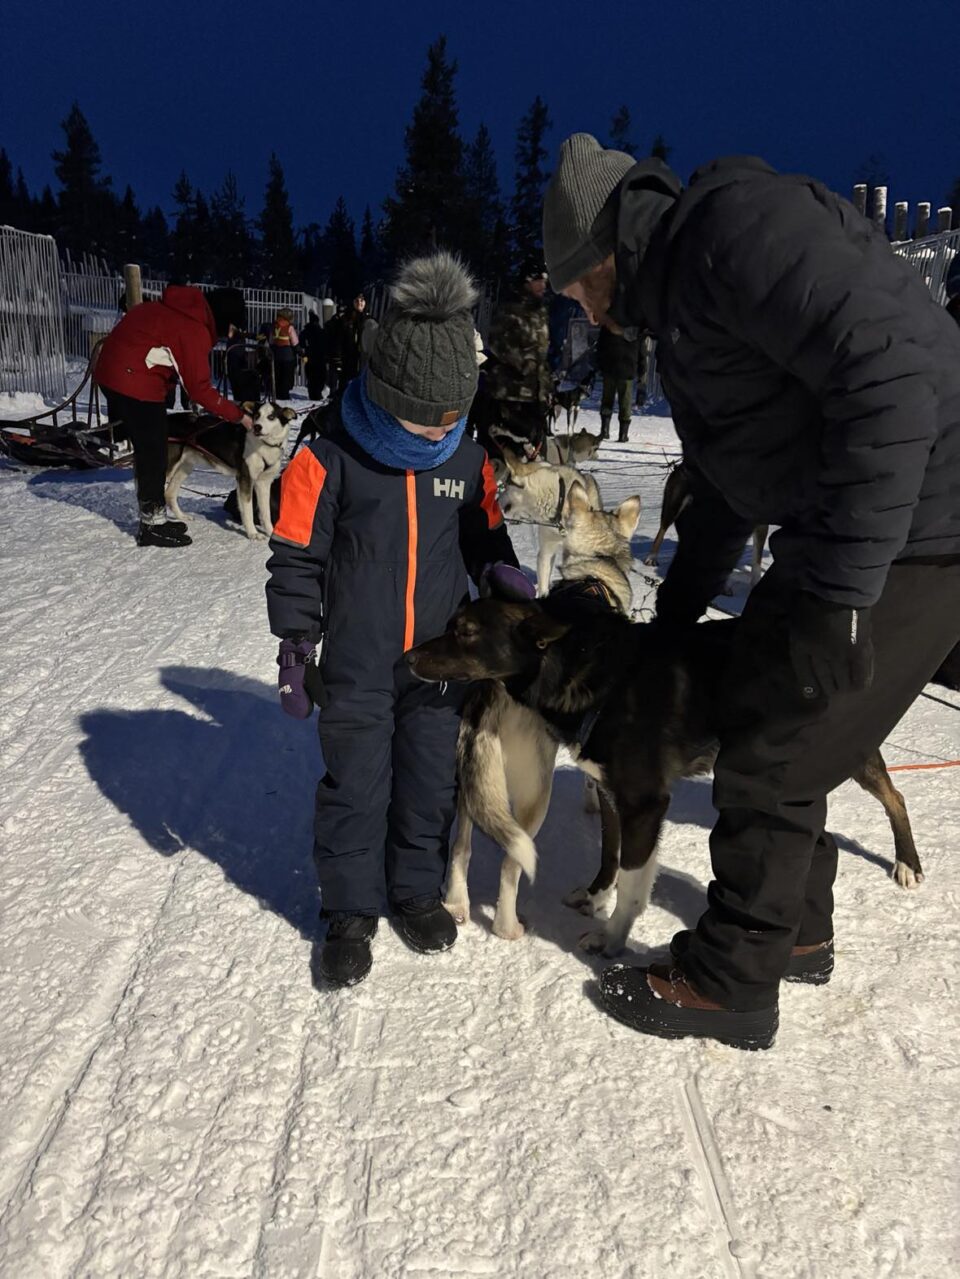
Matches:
[3,0,957,235]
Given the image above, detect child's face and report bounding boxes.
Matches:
[398,418,459,443]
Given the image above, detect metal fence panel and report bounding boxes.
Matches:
[0,225,67,399]
[893,228,960,304]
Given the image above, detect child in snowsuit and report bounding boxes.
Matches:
[265,254,519,987]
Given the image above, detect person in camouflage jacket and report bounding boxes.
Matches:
[483,270,553,406]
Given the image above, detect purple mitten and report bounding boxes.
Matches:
[277,638,316,718]
[482,562,537,602]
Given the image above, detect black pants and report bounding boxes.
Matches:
[682,561,960,1009]
[273,354,296,400]
[600,376,633,425]
[306,362,326,400]
[313,667,463,916]
[104,391,168,517]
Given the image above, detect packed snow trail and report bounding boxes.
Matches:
[1,404,958,1277]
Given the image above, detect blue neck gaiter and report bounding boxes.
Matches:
[340,374,466,472]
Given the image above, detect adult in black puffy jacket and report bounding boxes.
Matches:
[544,134,960,1049]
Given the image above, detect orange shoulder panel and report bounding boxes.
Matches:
[480,455,504,530]
[273,449,327,547]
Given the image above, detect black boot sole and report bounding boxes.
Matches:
[599,966,778,1051]
[312,941,373,988]
[670,932,834,986]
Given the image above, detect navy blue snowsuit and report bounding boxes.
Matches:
[265,415,517,916]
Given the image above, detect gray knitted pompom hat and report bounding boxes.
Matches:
[366,252,479,427]
[542,133,636,291]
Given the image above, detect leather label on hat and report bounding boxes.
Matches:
[440,410,460,427]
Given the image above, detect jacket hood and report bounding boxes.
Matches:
[161,285,217,344]
[608,160,683,333]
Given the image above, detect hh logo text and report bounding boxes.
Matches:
[434,477,465,500]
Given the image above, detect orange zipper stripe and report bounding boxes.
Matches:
[404,470,418,651]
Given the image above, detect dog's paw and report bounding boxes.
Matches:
[492,915,525,941]
[443,898,470,924]
[246,530,267,542]
[642,553,658,567]
[564,886,596,915]
[579,927,624,957]
[893,861,923,889]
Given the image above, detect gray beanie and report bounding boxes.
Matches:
[366,252,479,427]
[542,133,636,291]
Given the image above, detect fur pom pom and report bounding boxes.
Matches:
[390,251,478,319]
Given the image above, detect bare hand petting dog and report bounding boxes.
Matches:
[241,413,254,430]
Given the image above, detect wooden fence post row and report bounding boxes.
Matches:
[853,188,954,240]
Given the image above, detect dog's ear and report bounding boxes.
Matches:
[615,495,642,538]
[281,407,297,423]
[241,401,256,413]
[517,609,570,650]
[498,442,525,476]
[565,479,591,517]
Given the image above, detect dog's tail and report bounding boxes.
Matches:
[459,729,538,882]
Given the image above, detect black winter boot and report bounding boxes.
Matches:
[394,898,457,954]
[618,420,631,443]
[137,520,192,547]
[600,415,611,440]
[314,914,378,987]
[669,931,835,985]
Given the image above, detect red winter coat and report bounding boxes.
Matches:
[95,285,243,422]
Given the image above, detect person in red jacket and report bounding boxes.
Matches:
[95,285,253,547]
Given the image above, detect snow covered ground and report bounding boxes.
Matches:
[1,398,958,1278]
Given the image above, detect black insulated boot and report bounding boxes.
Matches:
[618,421,631,443]
[395,898,457,954]
[137,520,192,547]
[670,931,835,986]
[599,415,611,440]
[314,914,378,987]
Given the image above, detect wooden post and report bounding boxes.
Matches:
[893,202,908,242]
[852,184,867,216]
[871,186,888,235]
[122,262,143,309]
[937,207,954,233]
[916,203,931,239]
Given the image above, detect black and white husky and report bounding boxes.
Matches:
[165,402,295,541]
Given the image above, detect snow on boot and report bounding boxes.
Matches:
[395,898,457,954]
[314,914,378,987]
[669,931,835,985]
[137,521,192,548]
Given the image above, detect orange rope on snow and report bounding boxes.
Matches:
[887,759,960,773]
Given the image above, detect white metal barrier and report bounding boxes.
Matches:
[0,226,67,399]
[893,228,960,304]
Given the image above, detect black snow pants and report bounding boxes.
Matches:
[313,666,463,916]
[104,390,169,518]
[682,561,960,1010]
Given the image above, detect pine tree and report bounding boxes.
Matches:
[359,205,383,284]
[950,176,960,223]
[323,196,361,301]
[0,150,15,226]
[510,95,552,275]
[52,102,115,260]
[141,206,170,275]
[381,35,466,264]
[13,167,34,230]
[608,106,636,157]
[210,171,252,284]
[35,186,59,237]
[114,185,143,265]
[650,134,672,164]
[170,171,197,281]
[462,123,509,285]
[192,191,213,281]
[257,153,299,287]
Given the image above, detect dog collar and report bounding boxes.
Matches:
[551,475,567,526]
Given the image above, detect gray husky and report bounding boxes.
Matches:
[497,446,603,595]
[441,482,641,940]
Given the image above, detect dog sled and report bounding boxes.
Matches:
[0,341,131,470]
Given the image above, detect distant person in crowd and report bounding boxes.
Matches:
[270,308,299,399]
[300,310,327,400]
[339,293,373,382]
[225,321,260,403]
[95,285,252,547]
[595,326,641,441]
[543,133,960,1050]
[547,290,581,377]
[265,252,518,988]
[322,302,346,394]
[484,261,553,434]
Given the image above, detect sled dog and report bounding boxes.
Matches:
[408,596,924,955]
[165,402,295,541]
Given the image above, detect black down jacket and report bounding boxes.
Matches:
[595,327,640,380]
[611,156,960,611]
